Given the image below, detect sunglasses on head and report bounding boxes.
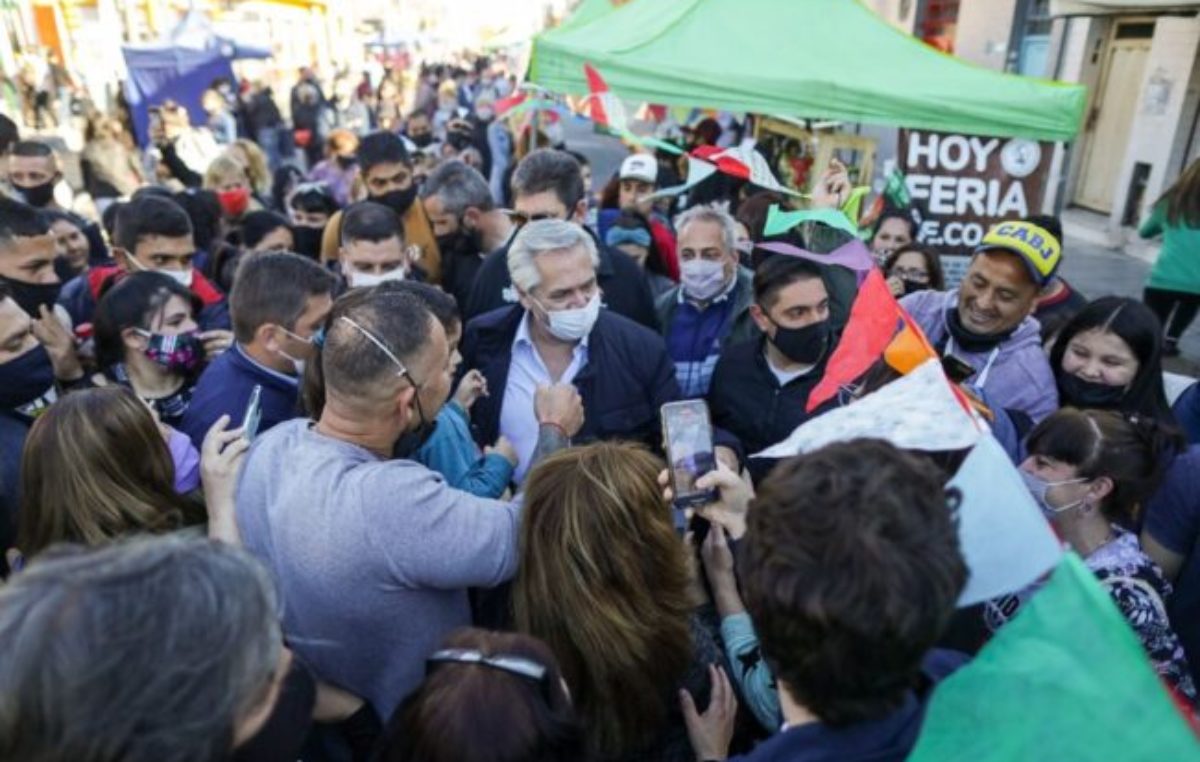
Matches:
[426,648,553,699]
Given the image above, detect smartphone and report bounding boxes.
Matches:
[941,354,977,385]
[661,400,719,510]
[241,385,263,441]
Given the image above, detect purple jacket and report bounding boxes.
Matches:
[901,289,1058,423]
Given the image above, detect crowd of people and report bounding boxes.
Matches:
[0,53,1199,762]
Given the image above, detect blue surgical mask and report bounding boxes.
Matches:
[1020,470,1088,518]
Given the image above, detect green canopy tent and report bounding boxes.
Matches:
[531,0,1087,141]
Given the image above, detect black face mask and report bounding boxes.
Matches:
[446,131,473,151]
[409,132,433,148]
[0,344,56,412]
[392,394,438,459]
[770,319,831,366]
[230,659,315,762]
[901,279,929,296]
[946,307,1015,354]
[436,223,483,259]
[0,274,61,316]
[1058,371,1127,409]
[335,155,357,170]
[292,225,324,260]
[16,180,55,208]
[373,185,418,217]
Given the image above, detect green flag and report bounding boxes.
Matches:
[910,553,1200,761]
[883,168,910,209]
[763,205,858,238]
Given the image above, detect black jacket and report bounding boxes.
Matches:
[461,305,678,452]
[707,336,833,483]
[462,232,657,330]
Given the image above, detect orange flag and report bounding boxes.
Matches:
[807,268,902,412]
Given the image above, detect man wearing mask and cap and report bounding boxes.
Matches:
[460,219,739,485]
[597,153,679,278]
[319,131,441,283]
[708,255,836,484]
[57,195,234,354]
[420,159,512,309]
[656,204,757,398]
[902,219,1061,426]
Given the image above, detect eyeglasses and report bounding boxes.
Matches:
[427,648,550,692]
[890,267,930,283]
[504,209,566,229]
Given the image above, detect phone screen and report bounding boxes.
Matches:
[241,385,263,441]
[661,400,718,508]
[941,354,977,385]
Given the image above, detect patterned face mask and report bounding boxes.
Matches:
[136,329,205,374]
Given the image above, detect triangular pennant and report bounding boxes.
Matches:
[884,311,940,375]
[754,359,982,459]
[910,553,1200,760]
[807,268,902,412]
[949,434,1064,605]
[763,204,858,238]
[581,62,629,133]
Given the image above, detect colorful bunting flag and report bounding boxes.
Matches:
[806,268,902,412]
[910,553,1200,761]
[948,434,1063,606]
[752,238,875,279]
[754,359,982,459]
[763,205,858,238]
[581,62,629,131]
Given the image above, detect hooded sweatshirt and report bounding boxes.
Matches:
[901,289,1058,424]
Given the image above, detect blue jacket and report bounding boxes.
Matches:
[1176,382,1200,446]
[731,650,966,762]
[414,401,514,499]
[460,305,680,452]
[180,344,300,449]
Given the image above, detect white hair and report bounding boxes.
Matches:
[674,203,737,257]
[507,219,599,294]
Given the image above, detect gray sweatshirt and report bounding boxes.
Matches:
[236,419,520,719]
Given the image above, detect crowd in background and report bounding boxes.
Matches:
[0,50,1199,762]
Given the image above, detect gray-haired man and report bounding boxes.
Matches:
[460,218,738,484]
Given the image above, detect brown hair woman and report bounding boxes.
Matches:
[512,441,723,761]
[17,385,198,559]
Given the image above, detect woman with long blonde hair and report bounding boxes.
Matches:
[1141,157,1200,355]
[512,441,726,761]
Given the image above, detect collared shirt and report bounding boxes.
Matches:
[669,275,739,398]
[234,343,300,387]
[499,311,589,483]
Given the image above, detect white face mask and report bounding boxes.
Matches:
[126,252,194,289]
[347,267,406,288]
[537,292,601,342]
[680,258,729,302]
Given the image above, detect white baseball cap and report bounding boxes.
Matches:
[619,154,658,184]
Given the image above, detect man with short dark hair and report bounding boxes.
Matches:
[902,220,1061,425]
[237,286,583,718]
[707,255,835,481]
[337,201,411,288]
[420,159,512,308]
[462,148,656,329]
[319,131,441,282]
[0,197,62,318]
[8,140,65,210]
[181,251,336,448]
[57,195,234,347]
[692,440,967,761]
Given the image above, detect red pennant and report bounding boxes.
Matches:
[807,268,902,412]
[583,63,611,126]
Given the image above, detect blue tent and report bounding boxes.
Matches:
[122,9,270,146]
